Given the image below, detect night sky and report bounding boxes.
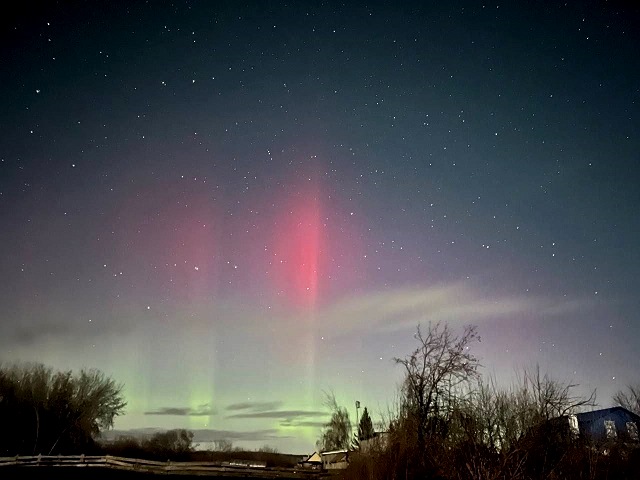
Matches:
[1,1,639,453]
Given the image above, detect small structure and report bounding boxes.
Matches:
[223,459,267,468]
[572,406,640,443]
[320,449,349,470]
[299,451,322,469]
[359,431,389,453]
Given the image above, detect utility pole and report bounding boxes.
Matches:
[355,400,360,442]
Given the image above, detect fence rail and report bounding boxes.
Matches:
[0,455,327,478]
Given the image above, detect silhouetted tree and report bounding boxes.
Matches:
[613,384,640,415]
[212,439,234,452]
[106,435,147,459]
[258,444,279,454]
[0,363,126,455]
[339,322,629,480]
[446,369,596,480]
[358,407,375,442]
[394,323,480,451]
[317,391,351,451]
[145,429,193,459]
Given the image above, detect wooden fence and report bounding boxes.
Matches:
[0,455,329,478]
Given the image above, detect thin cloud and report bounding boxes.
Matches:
[537,297,600,316]
[104,428,292,442]
[279,420,327,428]
[316,283,592,335]
[0,311,134,347]
[8,323,72,346]
[225,401,283,412]
[144,404,216,416]
[226,410,328,420]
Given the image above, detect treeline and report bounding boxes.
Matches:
[0,363,295,467]
[330,322,640,480]
[193,444,295,468]
[105,429,194,461]
[0,363,125,456]
[105,432,292,466]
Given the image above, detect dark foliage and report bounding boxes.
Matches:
[192,448,299,468]
[145,429,194,459]
[102,434,296,467]
[103,429,193,461]
[0,363,126,455]
[317,391,351,452]
[337,323,640,480]
[358,407,375,442]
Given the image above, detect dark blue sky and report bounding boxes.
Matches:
[1,1,639,453]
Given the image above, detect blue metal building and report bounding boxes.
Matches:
[574,407,640,442]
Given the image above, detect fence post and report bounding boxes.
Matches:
[37,454,42,465]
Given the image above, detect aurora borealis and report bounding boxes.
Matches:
[1,1,639,453]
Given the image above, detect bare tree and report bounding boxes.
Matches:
[463,369,595,446]
[0,363,126,455]
[258,444,279,454]
[212,439,234,452]
[47,368,126,454]
[393,322,481,451]
[613,384,640,415]
[518,365,596,420]
[145,429,194,458]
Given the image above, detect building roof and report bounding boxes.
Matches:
[321,450,349,464]
[320,449,349,455]
[302,452,322,464]
[575,406,640,424]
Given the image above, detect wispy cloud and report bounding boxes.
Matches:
[226,409,327,420]
[7,323,73,346]
[225,401,283,412]
[0,308,135,347]
[279,419,327,428]
[104,428,292,442]
[316,283,594,335]
[224,400,328,424]
[144,403,216,416]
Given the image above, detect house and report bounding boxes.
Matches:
[570,406,640,443]
[320,449,349,470]
[299,451,322,469]
[299,449,350,470]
